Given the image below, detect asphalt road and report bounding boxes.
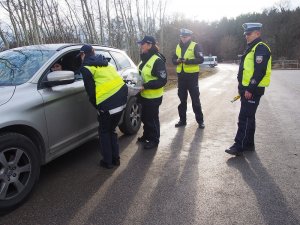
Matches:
[1,64,299,225]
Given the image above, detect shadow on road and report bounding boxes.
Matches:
[74,141,157,225]
[139,128,204,224]
[69,128,205,225]
[0,134,144,224]
[226,152,299,225]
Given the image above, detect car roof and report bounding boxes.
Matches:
[10,43,123,52]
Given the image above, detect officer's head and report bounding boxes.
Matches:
[137,35,157,54]
[78,44,95,61]
[242,23,262,44]
[179,28,193,44]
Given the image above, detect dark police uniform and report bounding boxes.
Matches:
[172,28,205,128]
[137,36,167,149]
[80,44,128,168]
[225,23,272,156]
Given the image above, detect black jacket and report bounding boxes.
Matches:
[80,54,127,111]
[139,49,168,90]
[237,37,271,96]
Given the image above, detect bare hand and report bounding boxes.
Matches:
[244,90,252,100]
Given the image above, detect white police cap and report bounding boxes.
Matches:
[242,23,263,35]
[180,28,193,37]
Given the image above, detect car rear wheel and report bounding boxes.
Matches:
[0,133,40,212]
[119,97,142,135]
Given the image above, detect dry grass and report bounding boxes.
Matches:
[165,65,219,90]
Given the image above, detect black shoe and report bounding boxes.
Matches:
[225,145,243,156]
[137,136,147,143]
[244,145,255,151]
[144,141,158,149]
[198,122,205,129]
[112,157,120,166]
[100,160,113,169]
[175,121,186,127]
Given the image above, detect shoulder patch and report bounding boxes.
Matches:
[256,56,263,64]
[158,70,167,79]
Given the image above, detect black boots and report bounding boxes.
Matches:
[225,145,243,156]
[175,121,186,127]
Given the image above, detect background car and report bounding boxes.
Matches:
[202,56,218,68]
[0,44,142,211]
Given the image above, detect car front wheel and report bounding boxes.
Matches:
[119,97,142,135]
[0,133,40,212]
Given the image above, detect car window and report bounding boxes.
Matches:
[109,51,132,70]
[204,57,209,62]
[0,49,56,86]
[44,51,83,82]
[95,50,117,69]
[60,51,82,81]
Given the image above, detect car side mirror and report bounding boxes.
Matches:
[43,71,75,87]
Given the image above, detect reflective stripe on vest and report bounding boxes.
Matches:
[139,55,164,99]
[85,64,125,105]
[242,42,272,87]
[176,41,200,73]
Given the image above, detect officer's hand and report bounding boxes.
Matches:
[244,90,252,100]
[177,58,182,63]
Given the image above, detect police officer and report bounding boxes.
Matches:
[172,28,205,129]
[225,23,272,156]
[137,36,167,149]
[79,44,128,168]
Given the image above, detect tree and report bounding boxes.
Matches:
[0,0,299,62]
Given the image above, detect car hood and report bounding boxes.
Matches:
[0,86,16,106]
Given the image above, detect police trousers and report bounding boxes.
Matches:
[234,94,261,150]
[98,110,123,164]
[177,74,204,124]
[141,96,162,144]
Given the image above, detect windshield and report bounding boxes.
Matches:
[0,48,56,86]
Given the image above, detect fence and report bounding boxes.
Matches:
[233,59,299,69]
[272,60,299,69]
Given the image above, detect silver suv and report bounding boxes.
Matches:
[0,44,142,211]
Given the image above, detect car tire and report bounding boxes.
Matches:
[119,97,142,135]
[0,133,40,212]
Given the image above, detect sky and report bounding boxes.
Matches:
[166,0,300,22]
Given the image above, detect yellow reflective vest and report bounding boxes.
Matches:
[176,41,200,73]
[242,42,272,87]
[139,54,164,99]
[84,64,125,105]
